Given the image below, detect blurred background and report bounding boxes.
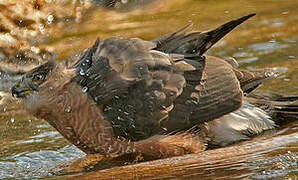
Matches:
[0,0,297,179]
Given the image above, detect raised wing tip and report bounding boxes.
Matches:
[197,13,257,55]
[238,13,256,22]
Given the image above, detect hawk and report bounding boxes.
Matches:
[11,14,297,159]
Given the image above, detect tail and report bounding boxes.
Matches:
[245,91,298,124]
[233,68,278,94]
[152,13,256,55]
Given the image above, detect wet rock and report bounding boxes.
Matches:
[0,0,95,92]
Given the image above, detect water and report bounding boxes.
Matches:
[0,0,297,179]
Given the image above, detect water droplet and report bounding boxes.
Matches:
[288,55,295,59]
[65,107,72,113]
[10,118,15,123]
[3,107,7,112]
[269,39,276,43]
[265,71,274,77]
[174,149,180,155]
[39,24,45,31]
[47,15,54,22]
[200,79,206,85]
[169,91,175,96]
[82,86,88,93]
[30,46,40,54]
[79,69,85,76]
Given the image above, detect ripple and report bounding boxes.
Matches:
[238,57,259,64]
[30,131,60,139]
[248,41,289,52]
[0,145,84,179]
[250,152,298,179]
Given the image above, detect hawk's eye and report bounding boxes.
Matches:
[32,74,44,82]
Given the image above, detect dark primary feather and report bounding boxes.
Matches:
[245,93,298,123]
[189,56,243,123]
[161,56,243,132]
[248,91,298,102]
[233,68,277,94]
[152,13,256,55]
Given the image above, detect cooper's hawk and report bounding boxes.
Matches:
[11,14,298,159]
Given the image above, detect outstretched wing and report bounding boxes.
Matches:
[72,38,204,141]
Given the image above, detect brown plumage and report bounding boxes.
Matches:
[11,14,298,159]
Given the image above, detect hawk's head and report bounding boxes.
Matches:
[11,61,56,98]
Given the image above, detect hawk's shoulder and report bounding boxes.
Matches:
[72,37,204,141]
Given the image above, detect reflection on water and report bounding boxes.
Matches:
[0,0,297,179]
[66,132,298,179]
[0,146,84,178]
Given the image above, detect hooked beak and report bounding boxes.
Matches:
[11,80,33,98]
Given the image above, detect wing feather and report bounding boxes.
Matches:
[234,68,277,94]
[72,38,201,141]
[71,13,255,140]
[152,14,256,55]
[163,56,243,131]
[73,39,243,138]
[190,56,242,122]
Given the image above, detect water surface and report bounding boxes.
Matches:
[0,0,297,179]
